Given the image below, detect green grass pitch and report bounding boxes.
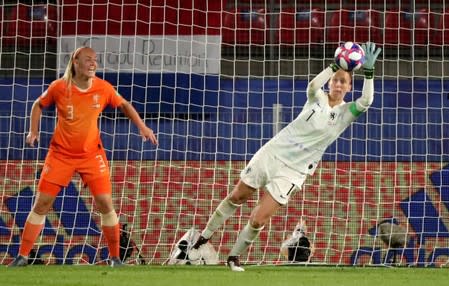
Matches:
[1,265,448,286]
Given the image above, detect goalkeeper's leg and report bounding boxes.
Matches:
[197,197,240,242]
[190,197,240,255]
[198,181,255,241]
[189,181,255,259]
[227,191,282,271]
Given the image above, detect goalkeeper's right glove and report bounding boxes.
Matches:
[361,42,382,79]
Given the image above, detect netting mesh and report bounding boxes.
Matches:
[1,0,449,266]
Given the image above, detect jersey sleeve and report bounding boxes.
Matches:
[306,66,334,100]
[351,78,374,116]
[38,81,58,108]
[104,81,125,108]
[349,102,363,117]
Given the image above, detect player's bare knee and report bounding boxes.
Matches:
[249,207,272,228]
[228,193,247,205]
[229,181,255,204]
[32,203,52,215]
[249,218,266,229]
[228,188,249,204]
[93,194,114,214]
[32,193,55,215]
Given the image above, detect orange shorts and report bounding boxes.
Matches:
[39,148,111,196]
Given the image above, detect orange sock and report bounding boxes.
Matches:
[102,224,120,258]
[19,221,44,257]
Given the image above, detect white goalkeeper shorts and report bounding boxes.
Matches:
[240,149,307,205]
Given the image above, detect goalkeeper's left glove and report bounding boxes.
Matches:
[361,42,382,79]
[329,62,340,73]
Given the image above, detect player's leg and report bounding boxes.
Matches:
[9,180,61,267]
[80,147,122,266]
[87,176,123,267]
[188,180,255,261]
[190,180,255,259]
[9,150,70,267]
[201,180,254,241]
[226,191,282,271]
[82,149,123,267]
[192,151,269,252]
[226,175,302,271]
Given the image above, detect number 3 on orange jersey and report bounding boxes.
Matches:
[95,154,106,173]
[67,105,74,120]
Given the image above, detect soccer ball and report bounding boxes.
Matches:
[334,42,365,72]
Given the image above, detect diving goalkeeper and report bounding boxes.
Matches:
[189,42,382,271]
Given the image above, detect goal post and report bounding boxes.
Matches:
[1,0,449,267]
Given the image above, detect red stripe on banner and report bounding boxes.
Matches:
[60,0,223,36]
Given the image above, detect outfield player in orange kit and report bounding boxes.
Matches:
[9,47,158,267]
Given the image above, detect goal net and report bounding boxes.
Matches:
[1,0,449,267]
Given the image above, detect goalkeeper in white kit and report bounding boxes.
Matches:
[189,42,382,271]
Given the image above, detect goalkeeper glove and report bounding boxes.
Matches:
[361,42,382,79]
[329,62,340,72]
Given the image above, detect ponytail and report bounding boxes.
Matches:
[62,47,88,98]
[62,46,86,89]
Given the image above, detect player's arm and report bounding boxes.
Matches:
[306,64,337,99]
[26,98,43,147]
[119,101,158,145]
[351,42,382,116]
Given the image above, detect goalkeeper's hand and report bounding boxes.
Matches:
[361,42,382,79]
[329,62,340,73]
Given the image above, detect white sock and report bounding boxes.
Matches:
[201,197,240,239]
[229,222,264,257]
[27,211,46,225]
[100,210,118,226]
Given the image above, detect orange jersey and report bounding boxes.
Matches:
[39,77,125,156]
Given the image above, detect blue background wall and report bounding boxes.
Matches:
[1,74,448,161]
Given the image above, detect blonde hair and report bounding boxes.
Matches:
[62,46,87,89]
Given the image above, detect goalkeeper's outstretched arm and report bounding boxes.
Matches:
[354,42,382,113]
[306,65,335,99]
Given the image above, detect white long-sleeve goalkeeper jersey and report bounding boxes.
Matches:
[260,67,374,175]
